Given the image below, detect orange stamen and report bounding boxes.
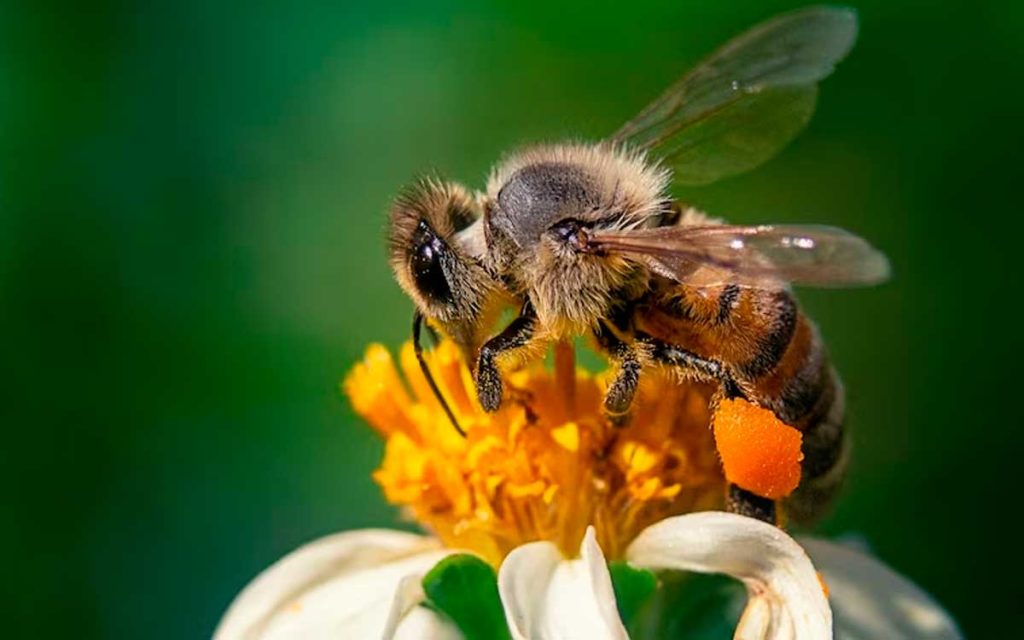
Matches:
[343,341,725,564]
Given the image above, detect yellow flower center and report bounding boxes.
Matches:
[343,340,725,565]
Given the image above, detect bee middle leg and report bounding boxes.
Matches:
[475,301,537,412]
[594,321,645,427]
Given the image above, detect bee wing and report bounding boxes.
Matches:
[609,6,857,186]
[588,224,890,288]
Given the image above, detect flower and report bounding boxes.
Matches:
[348,339,725,564]
[215,341,961,639]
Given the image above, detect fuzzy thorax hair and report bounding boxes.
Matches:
[483,143,673,336]
[485,142,671,221]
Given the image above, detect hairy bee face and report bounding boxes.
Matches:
[482,144,671,332]
[388,179,502,355]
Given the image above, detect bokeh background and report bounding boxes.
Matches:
[4,0,1019,636]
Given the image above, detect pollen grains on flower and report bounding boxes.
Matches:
[343,339,726,566]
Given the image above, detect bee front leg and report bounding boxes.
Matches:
[475,301,537,412]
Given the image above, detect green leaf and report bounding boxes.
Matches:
[628,570,746,640]
[422,554,512,640]
[609,561,658,628]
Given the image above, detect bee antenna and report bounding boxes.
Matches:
[412,311,466,437]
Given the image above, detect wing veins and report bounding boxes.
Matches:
[608,6,858,185]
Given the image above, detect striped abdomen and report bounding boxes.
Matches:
[637,278,847,523]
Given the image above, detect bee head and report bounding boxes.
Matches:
[388,178,502,355]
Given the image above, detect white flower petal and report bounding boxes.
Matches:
[626,512,831,640]
[382,573,464,640]
[498,537,561,639]
[391,603,464,640]
[381,574,425,639]
[800,538,962,640]
[215,529,454,640]
[498,527,629,640]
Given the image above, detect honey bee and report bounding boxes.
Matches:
[387,6,888,523]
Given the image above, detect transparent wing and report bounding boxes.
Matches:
[610,6,857,185]
[587,224,890,288]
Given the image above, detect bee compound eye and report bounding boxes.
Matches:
[411,221,453,304]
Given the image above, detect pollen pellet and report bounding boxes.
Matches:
[713,398,803,499]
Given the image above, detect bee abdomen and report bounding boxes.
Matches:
[784,374,848,523]
[793,367,845,475]
[773,353,848,523]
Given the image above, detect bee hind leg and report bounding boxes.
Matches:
[638,332,745,400]
[726,484,778,525]
[630,334,778,524]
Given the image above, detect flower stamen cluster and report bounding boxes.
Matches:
[345,340,725,564]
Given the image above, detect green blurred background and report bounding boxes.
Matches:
[3,0,1019,636]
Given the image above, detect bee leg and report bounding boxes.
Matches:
[595,321,642,427]
[726,484,778,525]
[475,301,537,412]
[640,334,777,524]
[638,332,745,400]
